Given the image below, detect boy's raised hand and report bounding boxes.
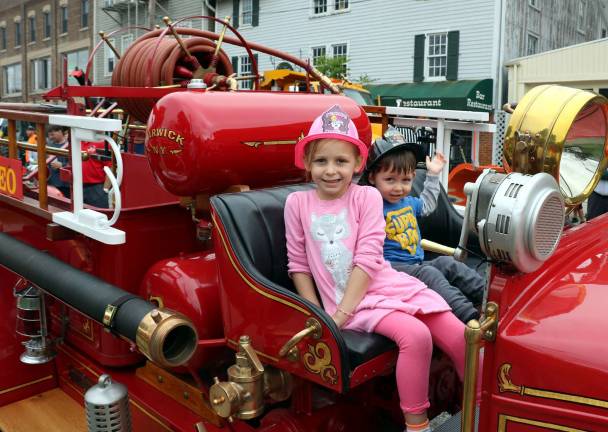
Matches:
[426,151,447,176]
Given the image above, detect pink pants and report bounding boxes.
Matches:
[374,311,465,414]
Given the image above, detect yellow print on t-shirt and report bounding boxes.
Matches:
[385,206,419,255]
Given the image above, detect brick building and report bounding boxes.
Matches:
[0,0,93,103]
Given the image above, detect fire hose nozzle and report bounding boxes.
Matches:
[135,308,198,368]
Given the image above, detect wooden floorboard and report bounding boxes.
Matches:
[0,388,86,432]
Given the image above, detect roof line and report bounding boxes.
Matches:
[505,37,608,66]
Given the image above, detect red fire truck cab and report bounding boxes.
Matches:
[0,18,606,432]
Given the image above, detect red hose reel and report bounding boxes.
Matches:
[111,28,234,123]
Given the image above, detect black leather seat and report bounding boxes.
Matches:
[210,184,395,380]
[210,174,481,387]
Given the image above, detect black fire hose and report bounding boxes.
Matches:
[0,232,197,368]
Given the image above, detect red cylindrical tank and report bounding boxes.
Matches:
[139,251,227,371]
[146,91,372,196]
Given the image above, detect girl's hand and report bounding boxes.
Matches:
[331,312,349,328]
[426,151,446,176]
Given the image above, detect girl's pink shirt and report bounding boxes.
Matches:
[285,183,449,333]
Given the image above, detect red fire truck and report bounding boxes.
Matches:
[0,17,606,432]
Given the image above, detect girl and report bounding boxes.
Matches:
[285,105,466,432]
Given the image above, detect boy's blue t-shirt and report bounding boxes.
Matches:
[383,196,424,264]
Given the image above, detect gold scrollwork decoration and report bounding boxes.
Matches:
[498,363,523,394]
[303,341,337,385]
[498,363,608,410]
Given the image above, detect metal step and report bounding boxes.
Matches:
[432,408,478,432]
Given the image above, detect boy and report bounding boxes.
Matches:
[360,127,484,323]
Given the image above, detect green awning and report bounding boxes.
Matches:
[368,79,493,112]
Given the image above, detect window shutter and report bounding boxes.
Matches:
[413,34,425,82]
[232,56,239,74]
[252,0,259,26]
[233,0,240,29]
[446,30,459,81]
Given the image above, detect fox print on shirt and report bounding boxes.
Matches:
[311,209,353,304]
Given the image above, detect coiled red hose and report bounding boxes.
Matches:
[111,25,339,123]
[111,29,234,122]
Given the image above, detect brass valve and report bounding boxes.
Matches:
[209,335,293,420]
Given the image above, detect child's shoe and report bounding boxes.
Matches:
[406,419,431,432]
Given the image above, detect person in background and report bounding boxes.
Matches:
[0,119,7,157]
[24,125,38,170]
[360,127,485,323]
[47,125,71,198]
[81,140,110,208]
[587,169,608,220]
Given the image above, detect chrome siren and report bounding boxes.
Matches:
[458,170,564,273]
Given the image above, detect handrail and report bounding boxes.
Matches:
[48,114,126,245]
[0,138,88,159]
[0,109,50,209]
[0,108,49,123]
[96,134,123,227]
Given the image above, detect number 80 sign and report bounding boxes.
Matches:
[0,156,23,199]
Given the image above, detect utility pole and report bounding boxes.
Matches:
[21,2,28,102]
[149,0,156,28]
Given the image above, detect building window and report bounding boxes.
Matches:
[332,43,348,76]
[31,57,51,91]
[577,0,586,32]
[3,63,22,95]
[311,46,326,66]
[43,12,51,38]
[239,55,252,89]
[60,6,68,34]
[104,38,116,76]
[335,0,349,11]
[81,0,89,28]
[312,0,349,16]
[15,21,21,47]
[602,28,607,38]
[310,44,347,74]
[527,33,538,55]
[241,0,253,26]
[65,49,89,84]
[313,0,328,15]
[121,34,133,55]
[28,15,36,43]
[426,32,447,79]
[0,27,5,50]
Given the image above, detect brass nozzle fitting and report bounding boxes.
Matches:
[135,308,198,368]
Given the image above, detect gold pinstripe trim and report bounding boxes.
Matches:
[212,212,310,315]
[498,414,587,431]
[498,363,608,410]
[130,399,173,431]
[0,375,54,395]
[52,312,95,342]
[57,345,99,378]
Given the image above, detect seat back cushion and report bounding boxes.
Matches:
[211,184,314,292]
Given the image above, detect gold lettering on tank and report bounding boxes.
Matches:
[146,128,184,155]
